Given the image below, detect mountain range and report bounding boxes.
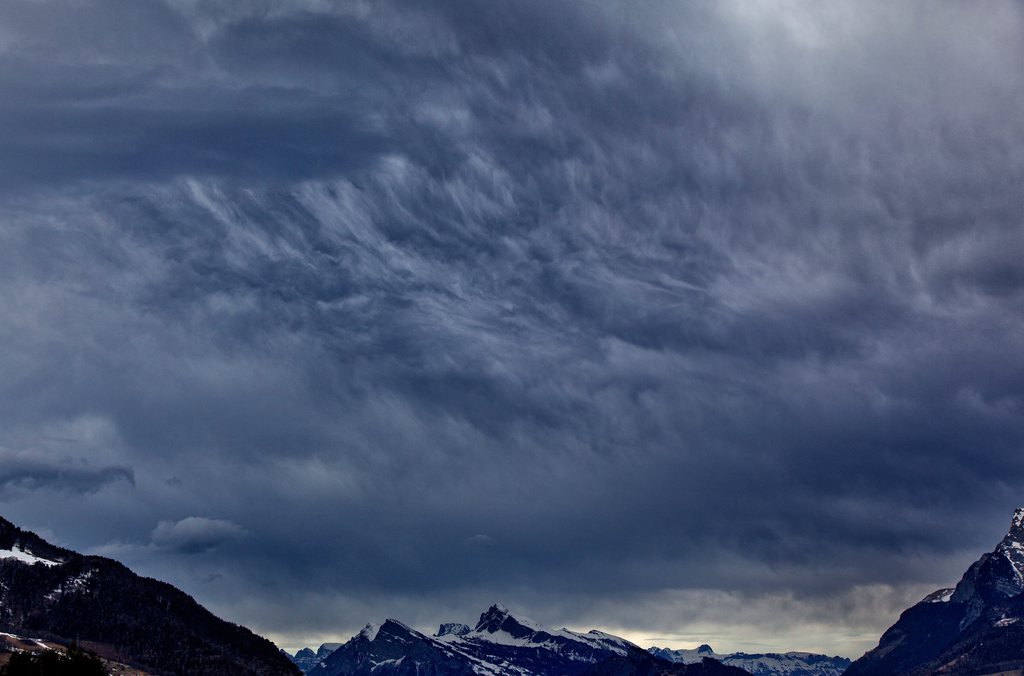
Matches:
[305,603,663,676]
[648,644,849,676]
[286,604,844,676]
[289,643,345,672]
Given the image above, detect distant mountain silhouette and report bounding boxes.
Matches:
[648,642,849,675]
[584,653,751,675]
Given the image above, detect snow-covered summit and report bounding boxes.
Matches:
[996,507,1024,594]
[1012,507,1024,531]
[473,603,546,638]
[1000,507,1024,552]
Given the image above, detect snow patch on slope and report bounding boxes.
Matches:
[45,569,93,601]
[0,545,61,567]
[922,587,955,603]
[359,624,381,642]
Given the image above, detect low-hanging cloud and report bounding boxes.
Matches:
[0,449,133,499]
[151,517,250,554]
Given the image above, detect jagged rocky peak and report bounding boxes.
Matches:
[475,602,511,628]
[285,642,344,672]
[436,622,471,637]
[287,647,321,673]
[999,507,1024,563]
[379,619,420,636]
[697,644,715,655]
[845,507,1024,676]
[950,506,1024,605]
[354,620,423,645]
[1011,506,1024,532]
[474,602,537,638]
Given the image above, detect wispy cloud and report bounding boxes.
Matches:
[0,0,1022,657]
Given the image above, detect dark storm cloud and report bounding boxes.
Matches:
[2,0,1024,657]
[0,1,389,189]
[0,450,133,498]
[0,97,388,187]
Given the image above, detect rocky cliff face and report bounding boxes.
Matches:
[846,508,1024,676]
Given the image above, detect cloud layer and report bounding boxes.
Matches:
[2,0,1024,658]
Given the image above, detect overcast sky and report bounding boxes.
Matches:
[2,0,1024,659]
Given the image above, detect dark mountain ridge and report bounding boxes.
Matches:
[846,507,1024,676]
[0,516,299,676]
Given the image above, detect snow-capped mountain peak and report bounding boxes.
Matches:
[950,507,1024,607]
[1001,507,1024,549]
[1012,507,1024,532]
[998,507,1024,581]
[472,603,550,641]
[474,603,511,631]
